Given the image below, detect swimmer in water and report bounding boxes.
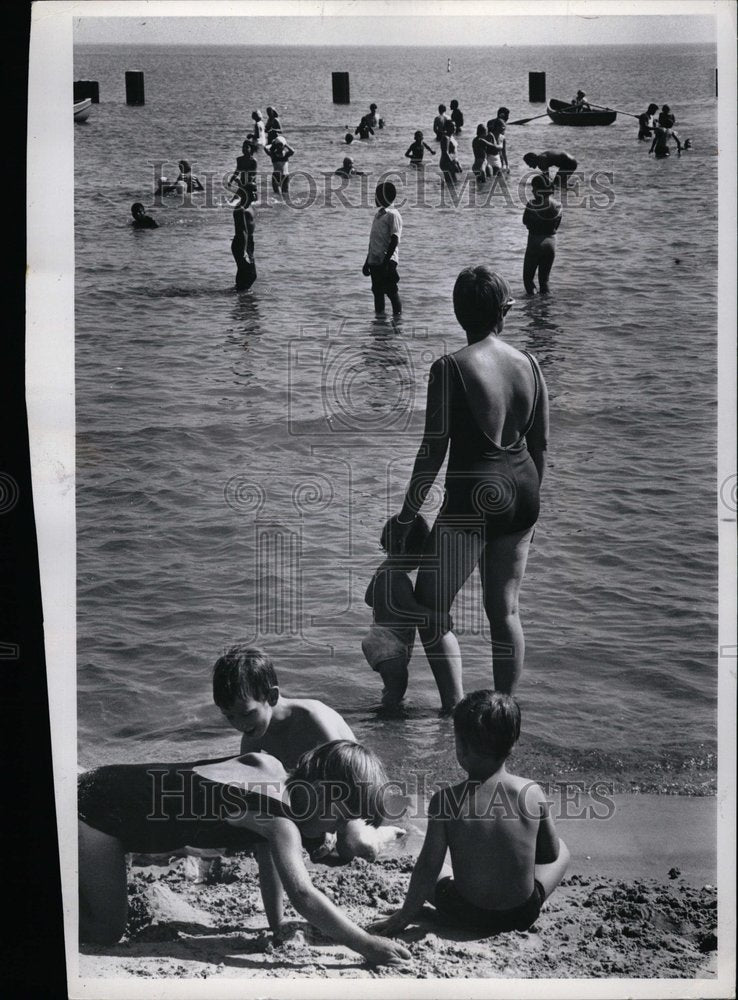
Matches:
[130,203,158,229]
[439,119,462,186]
[335,156,365,178]
[265,135,296,195]
[231,183,257,291]
[638,103,659,141]
[175,160,204,193]
[344,127,354,145]
[450,99,464,134]
[522,175,562,296]
[404,131,436,167]
[649,126,683,159]
[523,150,578,190]
[355,115,375,140]
[486,108,510,173]
[367,103,380,129]
[471,125,501,185]
[229,140,258,195]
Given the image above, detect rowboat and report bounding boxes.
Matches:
[546,98,617,127]
[74,98,92,123]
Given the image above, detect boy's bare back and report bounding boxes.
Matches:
[438,770,552,909]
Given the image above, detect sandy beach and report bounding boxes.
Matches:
[79,794,718,981]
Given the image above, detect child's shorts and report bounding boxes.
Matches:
[369,261,400,295]
[361,624,415,671]
[433,877,545,934]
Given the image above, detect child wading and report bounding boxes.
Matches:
[369,691,570,937]
[362,515,453,712]
[362,181,402,316]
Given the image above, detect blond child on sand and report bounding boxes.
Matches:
[370,691,569,936]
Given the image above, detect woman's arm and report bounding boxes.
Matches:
[398,357,450,523]
[264,818,411,965]
[256,842,284,933]
[370,792,448,934]
[525,354,549,484]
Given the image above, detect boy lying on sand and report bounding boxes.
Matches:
[214,645,405,859]
[78,740,411,966]
[370,691,570,936]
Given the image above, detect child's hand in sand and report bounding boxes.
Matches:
[362,935,412,966]
[368,909,411,936]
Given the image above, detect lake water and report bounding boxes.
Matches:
[73,42,718,792]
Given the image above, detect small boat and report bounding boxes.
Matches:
[74,98,92,123]
[546,98,616,127]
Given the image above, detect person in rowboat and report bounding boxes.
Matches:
[570,90,590,111]
[523,150,578,190]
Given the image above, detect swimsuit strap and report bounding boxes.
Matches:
[519,350,540,438]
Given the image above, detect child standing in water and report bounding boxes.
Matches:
[439,119,461,186]
[404,131,436,167]
[523,175,562,295]
[362,181,403,316]
[362,515,453,712]
[265,135,295,195]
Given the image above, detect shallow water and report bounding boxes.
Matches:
[74,43,718,788]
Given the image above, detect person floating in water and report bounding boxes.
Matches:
[523,175,562,296]
[265,135,295,195]
[439,119,462,186]
[231,183,257,291]
[334,156,365,178]
[130,203,158,229]
[571,90,590,111]
[355,115,375,140]
[486,107,510,173]
[649,126,683,159]
[174,160,204,193]
[265,107,282,134]
[433,103,449,141]
[450,99,464,134]
[404,130,436,167]
[471,125,501,185]
[362,180,402,316]
[523,150,578,190]
[637,103,659,140]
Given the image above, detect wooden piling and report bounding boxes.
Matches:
[125,71,145,106]
[528,71,546,103]
[332,72,350,104]
[74,81,99,103]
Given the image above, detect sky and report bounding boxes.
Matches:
[72,2,718,47]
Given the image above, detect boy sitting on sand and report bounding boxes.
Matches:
[363,515,452,712]
[370,691,570,936]
[213,645,405,859]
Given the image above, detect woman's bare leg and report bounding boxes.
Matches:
[78,821,128,944]
[415,522,485,713]
[478,526,535,693]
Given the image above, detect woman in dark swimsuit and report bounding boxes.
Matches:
[391,268,549,710]
[78,741,410,967]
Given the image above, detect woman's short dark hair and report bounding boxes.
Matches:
[453,690,521,759]
[288,740,389,827]
[212,645,278,708]
[453,266,512,332]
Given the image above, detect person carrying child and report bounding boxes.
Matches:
[362,180,402,316]
[369,690,569,937]
[363,515,453,712]
[404,130,436,168]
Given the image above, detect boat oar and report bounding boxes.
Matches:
[587,101,642,120]
[510,100,578,126]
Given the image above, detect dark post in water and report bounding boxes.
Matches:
[125,71,145,106]
[528,71,546,103]
[74,81,100,104]
[715,68,718,97]
[332,71,350,104]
